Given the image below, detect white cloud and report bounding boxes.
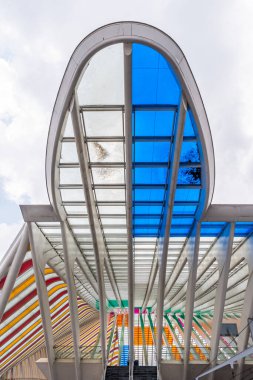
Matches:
[1,0,253,254]
[0,221,23,260]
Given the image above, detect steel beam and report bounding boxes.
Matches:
[61,221,81,380]
[28,222,56,380]
[20,204,99,306]
[208,222,235,380]
[140,313,149,366]
[0,224,29,321]
[183,222,201,380]
[20,204,60,222]
[203,204,253,222]
[156,95,187,375]
[166,224,229,310]
[195,345,253,380]
[142,258,158,311]
[71,95,110,373]
[235,235,253,379]
[0,226,24,280]
[124,42,134,380]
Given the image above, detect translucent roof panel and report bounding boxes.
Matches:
[77,44,124,105]
[132,43,180,105]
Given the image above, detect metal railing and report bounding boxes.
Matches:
[161,345,253,363]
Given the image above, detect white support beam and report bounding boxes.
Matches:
[71,95,108,373]
[142,258,158,311]
[124,42,134,380]
[0,224,29,321]
[195,345,253,379]
[28,222,56,380]
[208,222,235,380]
[203,204,253,222]
[0,226,24,281]
[156,95,187,375]
[183,222,201,380]
[235,235,253,379]
[20,204,60,222]
[20,204,99,305]
[61,221,81,380]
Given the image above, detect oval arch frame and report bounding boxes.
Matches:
[46,21,215,219]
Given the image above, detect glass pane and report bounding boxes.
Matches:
[134,111,174,137]
[92,168,124,184]
[60,168,82,184]
[134,167,167,184]
[83,111,123,136]
[175,189,200,202]
[88,141,124,162]
[177,168,201,185]
[61,142,78,163]
[132,43,181,105]
[77,44,124,105]
[180,141,200,162]
[60,189,85,202]
[134,142,170,162]
[98,205,126,215]
[95,189,125,202]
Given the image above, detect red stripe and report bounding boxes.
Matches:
[1,275,63,322]
[0,260,33,290]
[1,290,68,345]
[1,307,97,372]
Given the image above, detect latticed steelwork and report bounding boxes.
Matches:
[1,22,253,380]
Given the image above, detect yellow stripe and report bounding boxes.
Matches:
[1,283,66,335]
[1,296,69,355]
[3,309,72,366]
[9,268,54,301]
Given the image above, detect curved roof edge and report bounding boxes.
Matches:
[45,21,215,218]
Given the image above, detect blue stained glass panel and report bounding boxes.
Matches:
[180,141,200,162]
[171,217,194,225]
[177,167,201,185]
[134,218,160,226]
[134,142,170,162]
[134,189,165,202]
[173,205,196,215]
[235,222,253,237]
[170,227,191,236]
[132,43,181,105]
[175,189,200,202]
[184,111,195,136]
[134,111,174,137]
[134,205,163,214]
[134,167,167,184]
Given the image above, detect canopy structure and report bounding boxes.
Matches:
[1,22,253,380]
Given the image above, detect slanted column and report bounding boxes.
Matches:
[61,221,81,380]
[208,222,235,380]
[0,224,29,321]
[183,222,201,380]
[156,95,187,378]
[235,234,253,379]
[71,94,109,375]
[28,222,56,380]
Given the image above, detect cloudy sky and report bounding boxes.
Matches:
[1,0,253,257]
